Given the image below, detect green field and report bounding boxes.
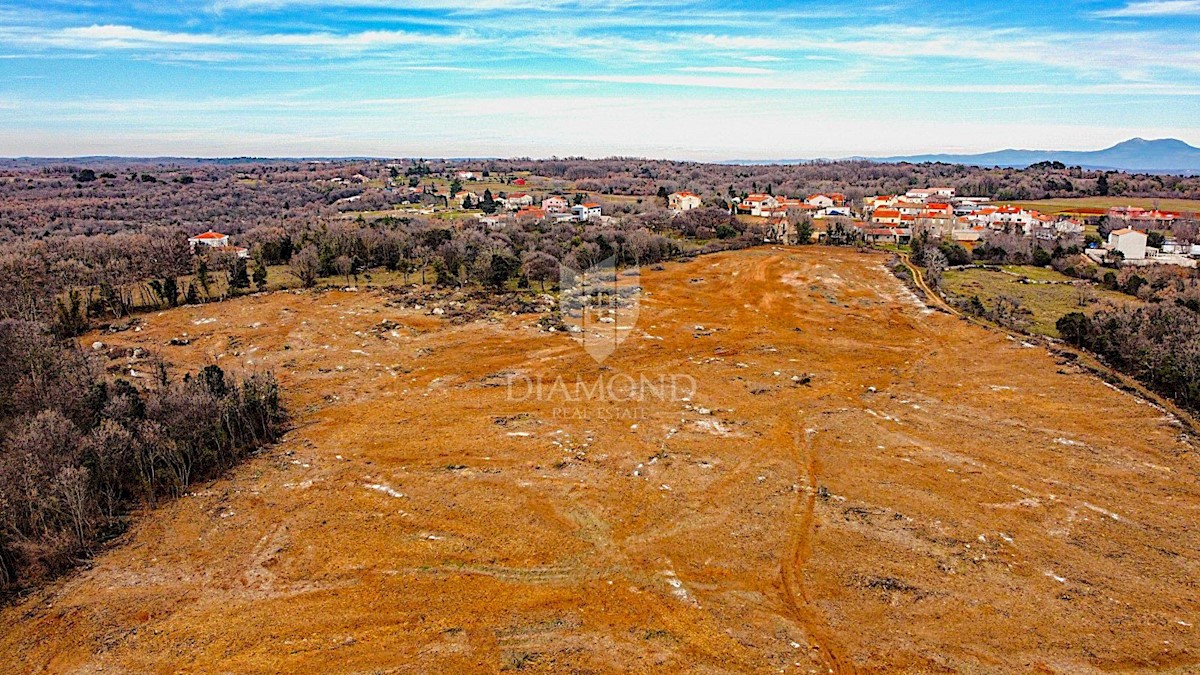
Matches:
[942,265,1132,337]
[999,197,1200,216]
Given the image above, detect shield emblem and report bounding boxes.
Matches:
[559,255,641,364]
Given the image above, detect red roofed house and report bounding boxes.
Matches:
[989,205,1035,234]
[740,193,779,217]
[542,196,569,213]
[516,207,548,221]
[188,230,230,249]
[503,192,534,210]
[1109,206,1179,228]
[871,208,902,225]
[865,195,898,211]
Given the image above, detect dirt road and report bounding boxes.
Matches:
[2,247,1197,673]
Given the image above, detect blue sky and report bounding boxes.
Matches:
[1,0,1199,159]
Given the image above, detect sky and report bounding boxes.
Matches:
[0,0,1199,160]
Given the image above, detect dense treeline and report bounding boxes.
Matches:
[0,319,285,595]
[0,206,759,338]
[0,162,345,241]
[260,209,737,286]
[1058,305,1200,415]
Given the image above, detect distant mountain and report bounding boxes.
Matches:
[870,138,1200,174]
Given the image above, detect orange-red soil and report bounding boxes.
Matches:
[2,247,1198,673]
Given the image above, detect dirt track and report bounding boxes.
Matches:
[2,247,1198,673]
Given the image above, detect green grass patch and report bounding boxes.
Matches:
[942,267,1132,337]
[998,265,1073,282]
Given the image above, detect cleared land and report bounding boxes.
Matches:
[2,248,1198,672]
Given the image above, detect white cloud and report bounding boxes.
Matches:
[677,66,773,75]
[491,72,1200,96]
[59,25,226,46]
[208,0,669,12]
[22,23,481,51]
[1096,0,1200,16]
[19,19,1195,83]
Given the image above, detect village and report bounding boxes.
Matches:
[738,186,1199,268]
[200,167,1200,273]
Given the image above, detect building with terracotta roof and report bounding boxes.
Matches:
[542,196,570,213]
[516,206,548,220]
[1109,206,1181,227]
[187,231,249,258]
[503,192,534,210]
[871,208,902,225]
[188,230,230,248]
[739,193,779,217]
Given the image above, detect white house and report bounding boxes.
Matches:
[477,214,506,230]
[572,202,602,222]
[669,191,703,211]
[740,193,779,217]
[989,206,1035,235]
[188,230,249,258]
[1054,219,1085,236]
[1108,228,1148,260]
[904,189,933,203]
[503,192,534,210]
[805,194,835,210]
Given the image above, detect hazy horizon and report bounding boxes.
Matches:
[3,1,1200,159]
[0,137,1193,165]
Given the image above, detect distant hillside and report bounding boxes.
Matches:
[872,138,1200,174]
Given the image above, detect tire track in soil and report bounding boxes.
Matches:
[779,419,857,674]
